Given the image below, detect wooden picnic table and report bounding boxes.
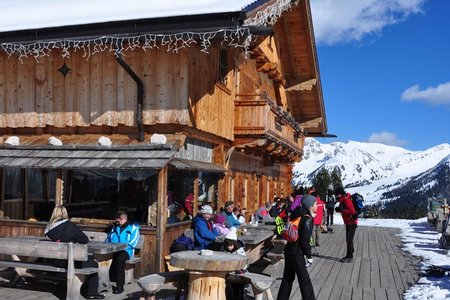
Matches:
[243,223,276,232]
[216,230,274,264]
[170,250,247,300]
[17,235,127,292]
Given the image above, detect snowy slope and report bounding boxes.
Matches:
[293,139,450,205]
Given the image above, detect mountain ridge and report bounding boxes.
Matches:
[293,139,450,205]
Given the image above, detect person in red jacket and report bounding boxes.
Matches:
[334,186,357,263]
[310,191,325,247]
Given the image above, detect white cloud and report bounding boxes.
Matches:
[310,0,426,45]
[367,131,407,146]
[401,81,450,105]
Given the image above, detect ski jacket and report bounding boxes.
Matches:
[313,198,325,226]
[106,222,140,258]
[192,214,220,250]
[339,193,358,225]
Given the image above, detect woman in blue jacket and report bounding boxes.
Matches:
[192,205,220,250]
[106,210,140,294]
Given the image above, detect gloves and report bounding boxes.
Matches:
[306,258,313,268]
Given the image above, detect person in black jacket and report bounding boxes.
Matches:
[45,205,105,300]
[276,195,317,300]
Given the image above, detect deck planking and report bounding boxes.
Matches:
[281,225,420,300]
[0,225,420,300]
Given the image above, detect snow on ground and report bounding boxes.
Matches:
[334,215,450,299]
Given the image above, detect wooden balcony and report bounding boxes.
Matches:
[233,95,304,165]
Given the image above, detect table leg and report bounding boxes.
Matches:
[95,254,112,292]
[188,271,227,300]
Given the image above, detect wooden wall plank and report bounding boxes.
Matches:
[52,53,65,127]
[0,54,6,128]
[44,55,55,126]
[74,51,90,126]
[89,53,103,125]
[5,55,18,127]
[103,53,118,126]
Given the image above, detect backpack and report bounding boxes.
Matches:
[275,216,285,236]
[351,193,365,219]
[169,234,194,253]
[326,195,336,209]
[281,216,303,242]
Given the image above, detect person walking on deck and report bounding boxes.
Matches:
[334,186,357,263]
[277,194,317,300]
[325,189,336,226]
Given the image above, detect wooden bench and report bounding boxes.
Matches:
[262,237,286,279]
[83,230,144,284]
[137,270,189,300]
[0,237,98,300]
[227,272,275,300]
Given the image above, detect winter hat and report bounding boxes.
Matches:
[200,205,213,215]
[214,214,226,225]
[302,194,317,210]
[334,186,345,196]
[225,227,237,241]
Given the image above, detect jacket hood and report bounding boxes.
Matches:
[44,218,69,235]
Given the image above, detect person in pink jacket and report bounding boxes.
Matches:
[310,190,325,247]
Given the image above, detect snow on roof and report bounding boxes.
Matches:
[0,0,260,33]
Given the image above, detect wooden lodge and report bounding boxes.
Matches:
[0,0,330,275]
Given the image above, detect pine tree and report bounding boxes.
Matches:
[312,168,332,200]
[330,167,343,191]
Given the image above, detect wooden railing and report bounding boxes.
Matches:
[234,97,303,151]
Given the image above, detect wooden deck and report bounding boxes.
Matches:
[271,224,420,300]
[0,225,420,300]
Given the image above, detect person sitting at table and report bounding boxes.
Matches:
[221,228,247,300]
[213,214,230,236]
[269,198,283,218]
[106,210,140,295]
[45,205,105,300]
[233,205,246,224]
[192,205,220,250]
[220,201,242,228]
[256,201,273,222]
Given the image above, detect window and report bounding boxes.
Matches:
[64,169,158,223]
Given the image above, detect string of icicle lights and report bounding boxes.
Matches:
[0,0,295,62]
[0,27,252,62]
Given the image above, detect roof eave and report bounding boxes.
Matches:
[0,11,247,44]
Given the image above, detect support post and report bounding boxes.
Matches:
[55,169,64,206]
[156,165,168,272]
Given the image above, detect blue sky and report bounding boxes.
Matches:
[310,0,450,151]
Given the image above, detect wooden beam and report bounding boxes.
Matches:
[156,165,168,272]
[265,142,276,152]
[193,176,199,216]
[285,78,317,91]
[300,117,323,128]
[270,145,283,156]
[257,62,278,73]
[55,169,64,206]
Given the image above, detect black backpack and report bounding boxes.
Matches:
[350,193,365,219]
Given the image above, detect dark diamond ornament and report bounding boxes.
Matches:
[58,63,71,77]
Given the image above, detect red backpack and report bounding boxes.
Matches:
[282,216,302,242]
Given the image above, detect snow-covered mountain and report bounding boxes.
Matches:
[293,139,450,205]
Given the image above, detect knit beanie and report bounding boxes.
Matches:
[225,227,238,241]
[214,214,226,225]
[302,194,317,210]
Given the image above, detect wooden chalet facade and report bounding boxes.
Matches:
[0,0,329,274]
